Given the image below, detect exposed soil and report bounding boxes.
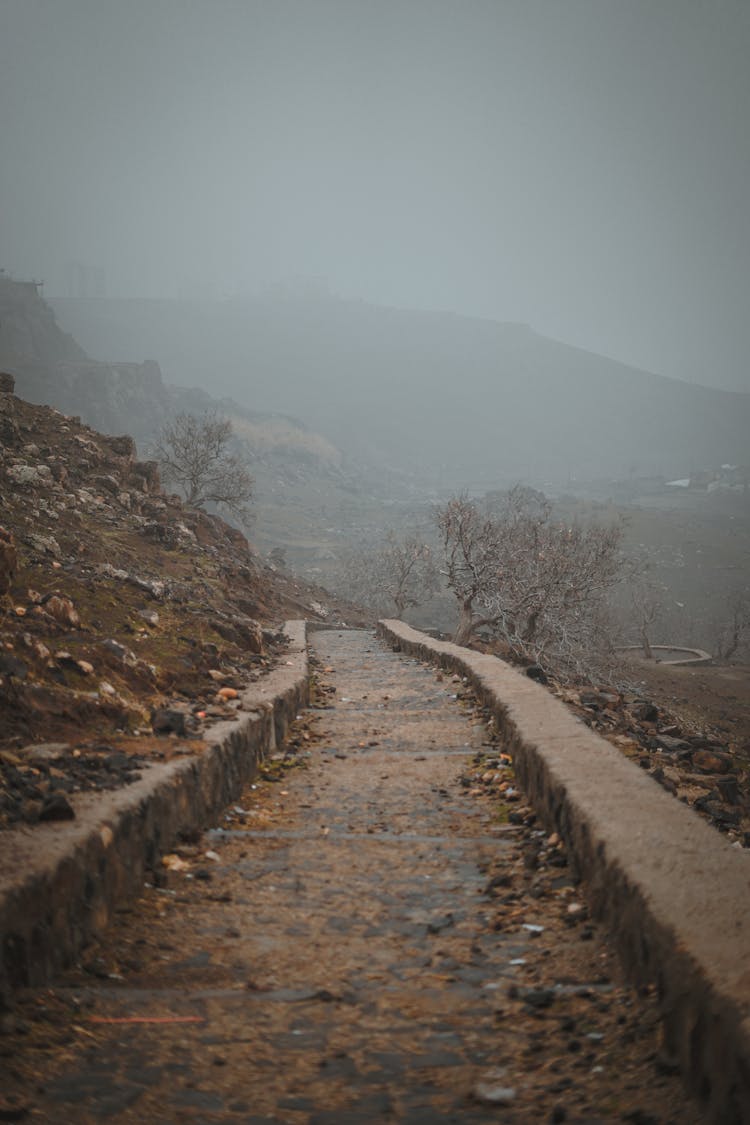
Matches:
[620,655,750,752]
[1,631,706,1123]
[0,383,369,829]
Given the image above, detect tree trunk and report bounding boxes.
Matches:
[640,625,653,660]
[452,601,475,647]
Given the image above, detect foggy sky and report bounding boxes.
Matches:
[1,0,749,392]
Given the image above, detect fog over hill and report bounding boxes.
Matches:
[53,295,750,490]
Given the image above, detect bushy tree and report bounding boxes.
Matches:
[435,487,625,676]
[154,411,253,525]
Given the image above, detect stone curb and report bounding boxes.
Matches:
[378,619,750,1125]
[0,620,309,1004]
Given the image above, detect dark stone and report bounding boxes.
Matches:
[151,708,188,736]
[0,373,15,394]
[522,987,555,1009]
[526,664,548,684]
[716,775,740,804]
[628,700,658,722]
[38,793,75,822]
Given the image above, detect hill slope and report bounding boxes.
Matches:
[52,293,750,487]
[0,373,366,826]
[0,278,372,566]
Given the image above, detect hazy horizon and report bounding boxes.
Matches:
[2,0,749,392]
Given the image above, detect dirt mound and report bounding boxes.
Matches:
[0,376,368,828]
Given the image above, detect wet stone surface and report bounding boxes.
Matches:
[0,630,706,1123]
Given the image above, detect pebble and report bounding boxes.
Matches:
[474,1075,517,1105]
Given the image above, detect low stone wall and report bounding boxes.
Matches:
[0,620,308,1004]
[378,619,750,1125]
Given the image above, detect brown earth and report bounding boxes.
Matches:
[0,380,369,829]
[619,655,750,752]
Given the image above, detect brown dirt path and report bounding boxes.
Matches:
[0,630,706,1123]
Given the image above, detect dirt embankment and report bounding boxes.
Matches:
[0,375,367,830]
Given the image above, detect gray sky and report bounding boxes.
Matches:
[1,0,749,390]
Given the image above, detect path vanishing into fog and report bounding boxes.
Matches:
[4,631,704,1123]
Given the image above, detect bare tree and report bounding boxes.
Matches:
[627,575,663,659]
[335,532,439,619]
[154,411,253,524]
[436,488,625,676]
[715,590,750,661]
[435,494,505,646]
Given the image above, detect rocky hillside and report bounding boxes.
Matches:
[0,276,347,495]
[0,373,367,828]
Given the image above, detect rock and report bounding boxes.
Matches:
[691,748,734,773]
[0,398,20,443]
[233,616,263,653]
[526,663,548,683]
[138,609,159,627]
[108,434,137,458]
[0,372,16,393]
[48,461,68,484]
[474,1073,517,1105]
[216,686,238,701]
[129,460,161,493]
[578,689,607,709]
[0,527,17,596]
[628,700,659,723]
[26,532,62,560]
[45,594,80,627]
[521,986,555,1009]
[141,520,178,546]
[101,638,137,665]
[706,803,741,827]
[657,734,692,754]
[715,775,740,804]
[99,563,130,581]
[38,793,75,822]
[151,707,189,736]
[92,474,120,495]
[21,742,71,765]
[7,463,52,487]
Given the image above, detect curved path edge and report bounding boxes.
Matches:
[378,618,750,1125]
[0,620,308,1005]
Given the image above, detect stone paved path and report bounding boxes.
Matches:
[1,630,705,1123]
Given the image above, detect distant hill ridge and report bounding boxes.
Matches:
[0,278,343,475]
[50,292,750,487]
